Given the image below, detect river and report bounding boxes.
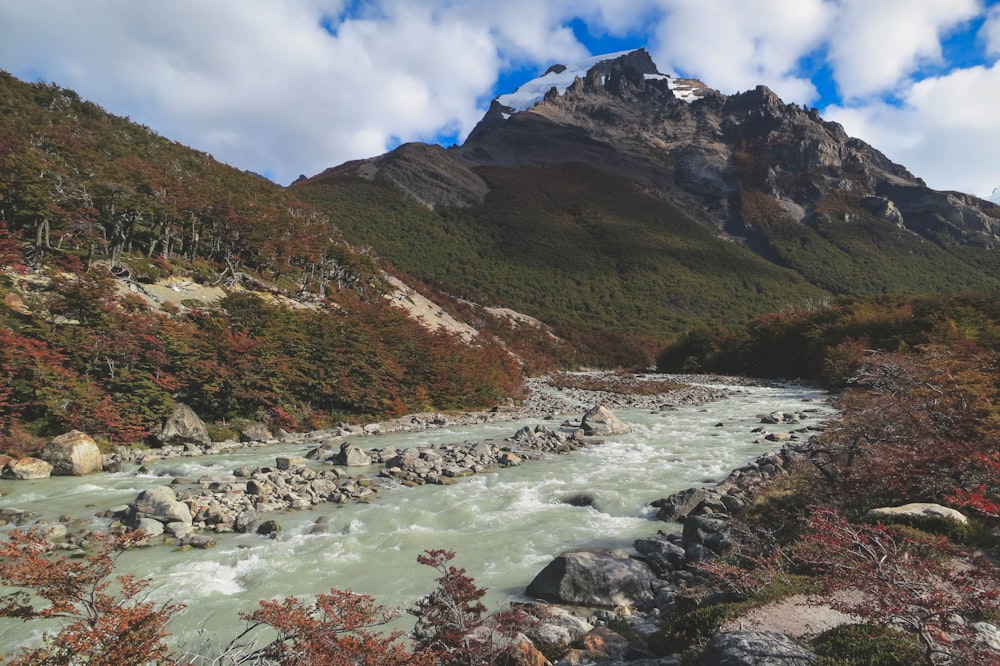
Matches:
[0,379,833,655]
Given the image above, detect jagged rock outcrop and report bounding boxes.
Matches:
[154,403,211,447]
[306,49,999,253]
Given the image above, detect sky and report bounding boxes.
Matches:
[1,1,999,199]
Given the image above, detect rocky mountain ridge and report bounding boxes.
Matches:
[304,49,999,250]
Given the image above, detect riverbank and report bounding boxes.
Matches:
[0,374,836,663]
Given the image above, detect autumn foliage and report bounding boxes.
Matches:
[0,529,183,666]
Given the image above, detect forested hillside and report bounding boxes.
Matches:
[0,72,523,453]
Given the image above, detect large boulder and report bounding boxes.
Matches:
[332,442,372,467]
[866,502,968,525]
[155,403,210,447]
[697,631,815,666]
[653,487,720,522]
[41,430,103,476]
[2,457,53,480]
[682,514,736,561]
[580,405,632,437]
[526,549,655,607]
[129,485,192,525]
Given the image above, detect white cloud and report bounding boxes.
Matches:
[0,0,997,197]
[827,0,981,100]
[0,0,503,184]
[824,61,1000,197]
[981,3,1000,56]
[649,0,833,104]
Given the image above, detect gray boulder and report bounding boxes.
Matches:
[332,442,372,466]
[653,487,719,522]
[580,405,632,436]
[526,549,655,607]
[866,502,968,525]
[239,423,273,443]
[698,631,815,665]
[155,403,210,447]
[683,514,736,560]
[129,485,193,525]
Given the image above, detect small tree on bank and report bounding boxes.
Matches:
[0,529,183,666]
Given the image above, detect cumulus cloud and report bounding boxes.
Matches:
[826,0,981,100]
[981,3,1000,56]
[649,0,832,104]
[824,61,1000,197]
[0,0,998,194]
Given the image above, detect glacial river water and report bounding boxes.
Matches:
[0,380,833,655]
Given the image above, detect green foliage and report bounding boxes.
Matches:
[657,290,1000,383]
[811,624,926,666]
[296,164,827,350]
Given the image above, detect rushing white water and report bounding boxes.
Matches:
[0,380,833,653]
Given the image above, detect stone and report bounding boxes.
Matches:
[580,405,632,436]
[130,485,193,525]
[683,514,736,558]
[973,622,1000,652]
[239,423,273,443]
[155,403,211,447]
[257,520,282,536]
[526,549,656,607]
[136,517,165,538]
[653,487,719,522]
[866,502,968,525]
[504,641,550,666]
[332,442,372,466]
[41,430,103,476]
[697,631,815,666]
[3,457,53,480]
[181,534,216,549]
[275,456,306,471]
[634,533,687,573]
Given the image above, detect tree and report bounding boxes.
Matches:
[409,549,542,665]
[223,589,429,666]
[0,529,183,666]
[793,507,1000,664]
[0,219,27,272]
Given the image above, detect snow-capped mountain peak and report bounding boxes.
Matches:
[988,186,1000,204]
[495,49,704,112]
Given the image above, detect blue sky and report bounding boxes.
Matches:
[1,1,1000,198]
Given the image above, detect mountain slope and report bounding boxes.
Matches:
[0,72,526,450]
[294,49,1000,340]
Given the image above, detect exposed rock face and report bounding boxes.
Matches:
[2,457,53,480]
[697,631,816,666]
[580,404,631,436]
[41,430,103,476]
[525,549,656,607]
[306,49,999,252]
[155,403,211,447]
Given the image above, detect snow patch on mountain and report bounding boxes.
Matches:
[988,186,1000,204]
[497,50,636,112]
[495,50,703,112]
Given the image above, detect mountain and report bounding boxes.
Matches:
[294,49,1000,343]
[989,187,1000,205]
[0,71,527,449]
